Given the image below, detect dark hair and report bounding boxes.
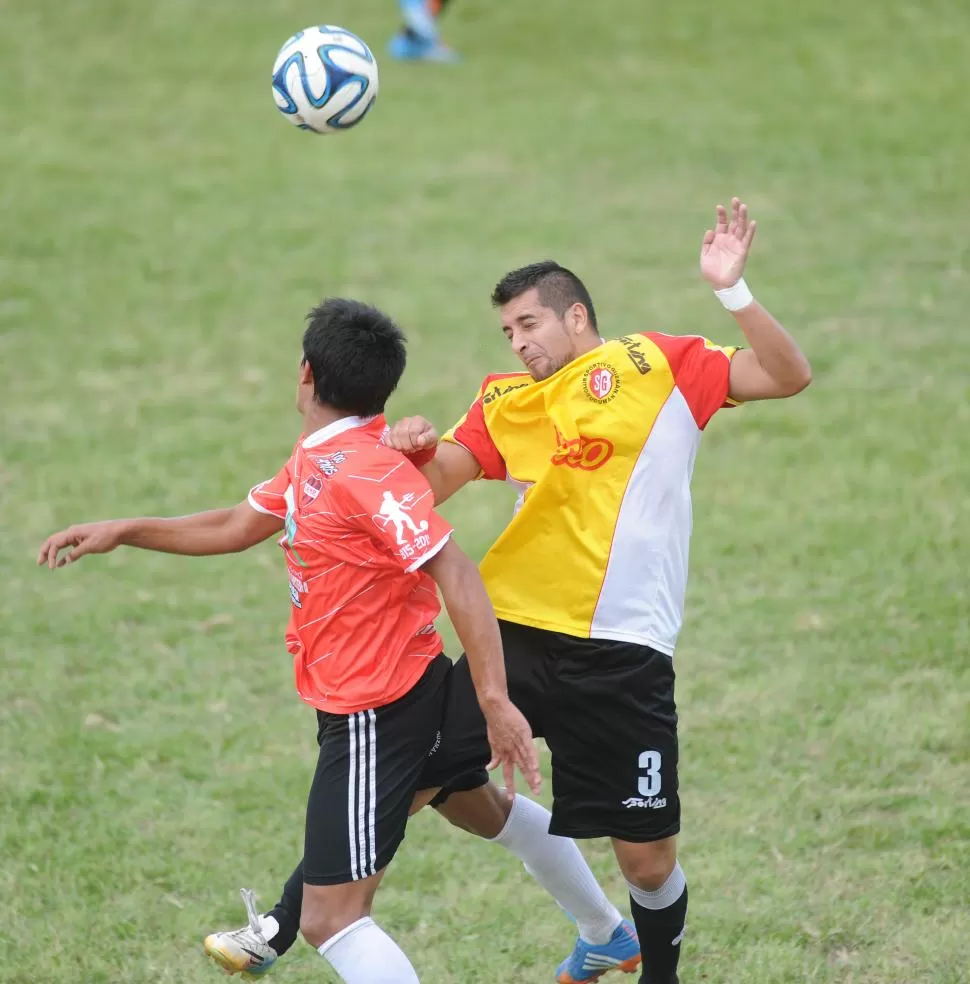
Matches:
[302,298,406,416]
[491,261,597,330]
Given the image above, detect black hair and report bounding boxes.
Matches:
[302,298,406,416]
[490,261,597,330]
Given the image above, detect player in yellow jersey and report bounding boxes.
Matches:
[384,198,812,984]
[207,199,810,983]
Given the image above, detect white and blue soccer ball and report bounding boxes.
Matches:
[271,26,378,134]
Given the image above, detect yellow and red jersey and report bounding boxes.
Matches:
[249,415,451,714]
[443,333,739,654]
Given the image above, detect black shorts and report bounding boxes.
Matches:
[438,620,680,843]
[303,653,490,885]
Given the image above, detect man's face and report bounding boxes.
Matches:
[500,288,583,381]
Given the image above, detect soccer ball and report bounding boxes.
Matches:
[271,26,378,134]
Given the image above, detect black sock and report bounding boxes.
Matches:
[264,861,303,956]
[629,875,688,984]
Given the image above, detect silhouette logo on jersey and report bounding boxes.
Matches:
[373,490,429,545]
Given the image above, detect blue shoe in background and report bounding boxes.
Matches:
[387,30,461,63]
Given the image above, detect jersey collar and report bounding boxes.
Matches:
[302,415,376,449]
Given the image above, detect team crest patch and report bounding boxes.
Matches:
[301,474,323,507]
[582,362,621,403]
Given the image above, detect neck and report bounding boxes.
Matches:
[303,403,356,436]
[574,331,604,357]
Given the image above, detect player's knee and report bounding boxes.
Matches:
[623,847,678,892]
[300,905,365,950]
[437,784,511,838]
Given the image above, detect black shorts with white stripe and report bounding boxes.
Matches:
[303,653,490,885]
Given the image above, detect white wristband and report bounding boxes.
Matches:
[713,278,754,312]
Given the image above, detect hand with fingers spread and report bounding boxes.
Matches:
[484,697,542,796]
[700,197,757,290]
[37,520,129,570]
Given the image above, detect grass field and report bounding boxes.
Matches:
[2,1,969,981]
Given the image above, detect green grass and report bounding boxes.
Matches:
[2,0,969,981]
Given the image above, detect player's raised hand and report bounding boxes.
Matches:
[37,520,127,569]
[485,698,542,796]
[384,416,438,455]
[700,197,757,290]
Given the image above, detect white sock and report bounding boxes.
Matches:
[490,794,622,945]
[627,862,686,911]
[258,914,279,942]
[319,917,419,983]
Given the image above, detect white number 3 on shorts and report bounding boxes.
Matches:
[637,750,662,797]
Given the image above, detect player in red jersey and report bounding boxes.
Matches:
[37,298,544,983]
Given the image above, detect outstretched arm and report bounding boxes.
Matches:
[700,197,812,402]
[37,502,284,569]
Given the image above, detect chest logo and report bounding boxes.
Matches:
[582,362,621,404]
[551,431,614,471]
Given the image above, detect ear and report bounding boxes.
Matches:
[566,302,589,335]
[299,359,314,387]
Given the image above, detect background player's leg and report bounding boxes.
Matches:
[390,0,460,62]
[436,784,624,945]
[399,0,453,40]
[613,837,686,984]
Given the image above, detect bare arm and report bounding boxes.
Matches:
[727,306,812,402]
[424,537,508,707]
[700,197,812,403]
[37,501,283,569]
[420,441,481,505]
[422,538,541,794]
[384,417,480,505]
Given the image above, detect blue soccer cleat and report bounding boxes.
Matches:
[398,0,439,44]
[556,918,642,983]
[387,30,460,63]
